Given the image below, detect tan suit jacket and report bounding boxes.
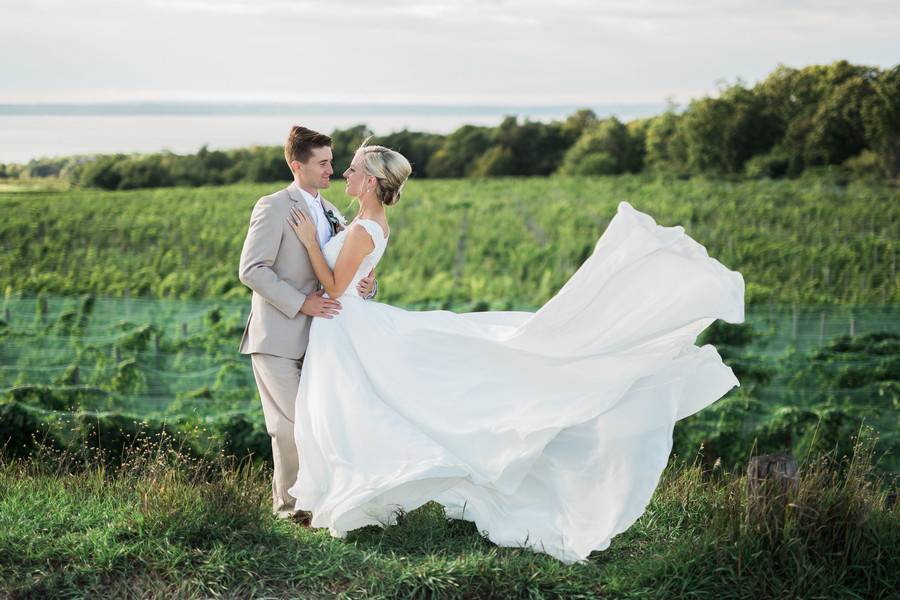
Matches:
[238,184,344,359]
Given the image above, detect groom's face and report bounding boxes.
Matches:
[294,145,334,190]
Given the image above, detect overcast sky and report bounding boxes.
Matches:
[1,0,897,105]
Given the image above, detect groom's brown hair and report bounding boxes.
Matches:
[285,125,332,165]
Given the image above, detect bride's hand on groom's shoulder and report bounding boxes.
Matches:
[288,207,318,248]
[300,290,341,319]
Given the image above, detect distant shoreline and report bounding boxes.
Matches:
[0,101,669,117]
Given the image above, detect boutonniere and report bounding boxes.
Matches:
[324,208,347,234]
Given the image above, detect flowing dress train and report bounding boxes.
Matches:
[287,201,745,563]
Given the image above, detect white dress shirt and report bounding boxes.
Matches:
[292,182,333,248]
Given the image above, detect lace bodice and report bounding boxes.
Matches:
[321,218,389,298]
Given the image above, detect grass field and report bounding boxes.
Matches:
[1,431,896,599]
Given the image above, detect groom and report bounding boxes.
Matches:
[238,125,377,521]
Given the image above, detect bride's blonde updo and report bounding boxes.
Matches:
[356,137,412,206]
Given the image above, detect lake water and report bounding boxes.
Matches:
[0,102,667,163]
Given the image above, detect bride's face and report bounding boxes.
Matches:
[343,152,372,198]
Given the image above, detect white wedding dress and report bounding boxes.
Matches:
[287,201,745,564]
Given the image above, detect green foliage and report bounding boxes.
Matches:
[861,64,900,178]
[0,399,54,457]
[3,295,898,479]
[426,124,494,177]
[645,108,689,174]
[744,146,792,178]
[843,149,886,180]
[648,61,897,180]
[470,145,516,176]
[677,83,782,174]
[2,177,896,305]
[560,108,600,143]
[699,320,758,347]
[77,153,127,189]
[0,173,898,504]
[488,116,570,176]
[557,117,643,175]
[209,412,271,460]
[675,328,900,473]
[8,61,898,190]
[754,61,887,176]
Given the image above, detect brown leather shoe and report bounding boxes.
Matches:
[290,510,313,527]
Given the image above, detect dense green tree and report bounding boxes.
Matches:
[560,108,599,145]
[115,156,171,189]
[861,65,900,178]
[624,117,650,172]
[644,109,688,173]
[558,117,644,175]
[426,125,493,177]
[755,61,883,174]
[78,154,127,189]
[806,67,878,165]
[239,146,285,184]
[470,146,517,177]
[677,82,781,174]
[489,116,569,176]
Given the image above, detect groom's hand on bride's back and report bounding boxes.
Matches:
[300,290,341,318]
[357,270,377,299]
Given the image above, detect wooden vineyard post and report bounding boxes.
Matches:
[746,452,800,531]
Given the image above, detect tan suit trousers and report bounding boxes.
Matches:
[250,352,304,518]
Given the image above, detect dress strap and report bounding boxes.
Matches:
[353,219,389,246]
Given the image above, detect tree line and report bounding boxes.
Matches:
[2,61,897,189]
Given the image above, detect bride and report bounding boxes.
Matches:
[285,139,745,564]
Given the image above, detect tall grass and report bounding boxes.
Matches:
[1,427,896,599]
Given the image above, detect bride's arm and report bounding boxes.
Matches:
[288,209,374,298]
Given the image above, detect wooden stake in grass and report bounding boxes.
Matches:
[746,452,800,532]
